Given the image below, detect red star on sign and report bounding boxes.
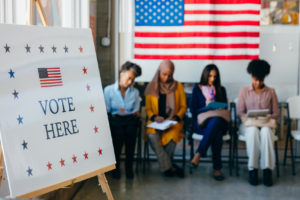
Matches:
[59,158,65,167]
[72,155,77,163]
[86,84,91,91]
[47,162,52,170]
[83,66,87,74]
[79,46,83,53]
[94,126,98,133]
[84,152,88,159]
[90,105,94,112]
[98,148,102,156]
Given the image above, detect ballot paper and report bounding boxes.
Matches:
[147,120,178,131]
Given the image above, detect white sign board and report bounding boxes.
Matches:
[0,24,115,197]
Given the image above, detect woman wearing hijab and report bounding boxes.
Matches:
[145,60,187,177]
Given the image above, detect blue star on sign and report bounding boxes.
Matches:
[4,43,10,53]
[8,69,15,78]
[27,167,33,176]
[52,45,57,53]
[25,44,31,53]
[12,90,19,99]
[39,45,44,53]
[17,115,23,124]
[64,45,68,53]
[22,140,28,150]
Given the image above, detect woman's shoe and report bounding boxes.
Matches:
[213,170,225,181]
[249,169,259,186]
[189,161,198,169]
[213,174,225,181]
[172,164,184,178]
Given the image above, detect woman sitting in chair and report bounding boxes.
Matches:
[190,64,228,181]
[104,61,142,179]
[145,60,186,178]
[237,59,279,187]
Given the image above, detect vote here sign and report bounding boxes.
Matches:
[0,24,115,197]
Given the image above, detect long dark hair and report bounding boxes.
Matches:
[199,64,226,102]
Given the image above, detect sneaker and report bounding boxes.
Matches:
[263,169,273,187]
[248,169,258,186]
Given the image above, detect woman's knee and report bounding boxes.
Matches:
[245,126,260,138]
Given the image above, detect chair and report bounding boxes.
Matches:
[188,104,234,175]
[232,101,280,178]
[283,96,300,175]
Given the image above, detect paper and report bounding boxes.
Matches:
[246,109,269,118]
[147,120,177,131]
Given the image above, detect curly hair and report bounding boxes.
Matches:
[247,59,270,81]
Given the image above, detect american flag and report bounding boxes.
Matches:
[134,0,260,60]
[38,67,63,87]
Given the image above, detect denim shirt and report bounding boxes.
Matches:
[104,82,140,115]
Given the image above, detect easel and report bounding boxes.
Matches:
[0,146,4,189]
[0,1,115,199]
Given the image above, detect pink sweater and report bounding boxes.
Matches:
[237,85,279,119]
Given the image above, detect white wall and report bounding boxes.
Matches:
[119,25,299,102]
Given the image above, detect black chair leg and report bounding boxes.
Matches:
[229,138,232,176]
[143,141,148,174]
[183,136,186,169]
[283,133,289,166]
[290,136,296,175]
[189,139,194,174]
[275,141,280,178]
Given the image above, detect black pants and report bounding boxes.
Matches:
[109,115,139,172]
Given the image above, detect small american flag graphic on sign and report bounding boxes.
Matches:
[38,67,63,88]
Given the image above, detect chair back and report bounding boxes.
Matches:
[287,96,300,120]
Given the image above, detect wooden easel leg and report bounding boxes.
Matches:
[97,174,114,200]
[0,147,4,188]
[34,0,49,26]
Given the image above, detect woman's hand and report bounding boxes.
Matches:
[155,116,165,123]
[206,99,212,105]
[134,111,141,117]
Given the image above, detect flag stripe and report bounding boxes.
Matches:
[41,84,63,88]
[185,4,260,11]
[134,37,259,44]
[40,81,63,85]
[134,55,259,60]
[185,10,260,15]
[184,20,259,26]
[185,14,259,21]
[135,26,259,32]
[134,48,259,55]
[40,78,62,82]
[135,32,259,37]
[185,0,261,4]
[135,43,259,49]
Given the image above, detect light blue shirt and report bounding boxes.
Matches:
[104,82,140,115]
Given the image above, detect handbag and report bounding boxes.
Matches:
[241,116,277,129]
[197,109,231,126]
